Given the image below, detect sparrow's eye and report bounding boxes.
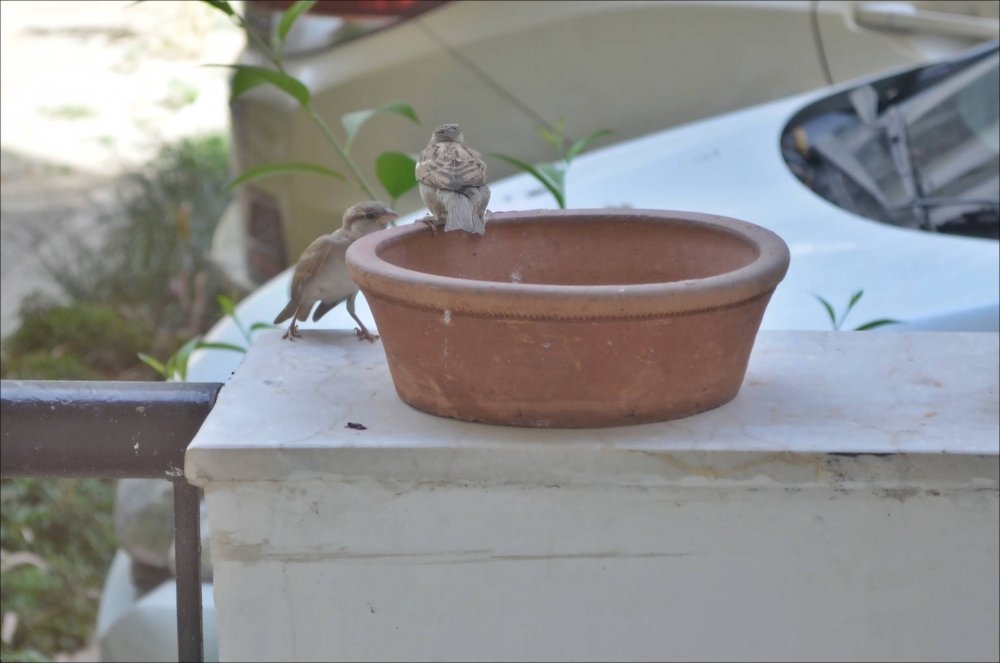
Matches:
[365,212,374,219]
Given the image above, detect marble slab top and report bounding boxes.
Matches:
[185,330,999,484]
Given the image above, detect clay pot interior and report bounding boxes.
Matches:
[376,218,760,287]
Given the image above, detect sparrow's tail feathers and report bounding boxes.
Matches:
[441,190,486,235]
[313,297,346,322]
[274,300,298,325]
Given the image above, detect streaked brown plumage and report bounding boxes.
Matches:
[415,123,490,234]
[273,201,398,341]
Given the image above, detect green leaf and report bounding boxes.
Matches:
[250,322,279,332]
[566,129,613,162]
[813,294,839,330]
[538,162,566,191]
[164,354,177,380]
[137,353,167,378]
[853,318,900,331]
[537,128,564,154]
[225,162,346,192]
[491,153,565,208]
[195,341,248,354]
[375,151,418,203]
[172,337,202,381]
[200,0,234,16]
[278,0,317,45]
[846,289,864,314]
[214,65,311,106]
[217,295,236,317]
[341,102,420,153]
[536,116,567,155]
[216,294,251,342]
[838,289,865,329]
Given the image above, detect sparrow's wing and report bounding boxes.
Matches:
[312,297,346,322]
[273,299,299,325]
[289,235,338,304]
[416,142,488,190]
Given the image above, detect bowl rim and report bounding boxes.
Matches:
[346,208,791,319]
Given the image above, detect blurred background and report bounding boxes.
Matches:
[1,2,240,660]
[1,1,997,661]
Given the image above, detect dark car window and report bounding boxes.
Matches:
[782,42,999,240]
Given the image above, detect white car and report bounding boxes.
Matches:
[193,38,999,384]
[225,0,1000,284]
[98,40,999,662]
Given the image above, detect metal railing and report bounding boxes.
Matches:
[1,380,223,663]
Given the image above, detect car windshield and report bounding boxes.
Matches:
[783,43,999,240]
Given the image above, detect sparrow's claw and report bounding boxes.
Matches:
[419,215,439,236]
[282,321,301,340]
[355,327,380,343]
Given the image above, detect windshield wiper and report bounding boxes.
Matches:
[883,104,931,229]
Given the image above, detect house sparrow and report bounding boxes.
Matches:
[273,201,398,341]
[415,123,491,235]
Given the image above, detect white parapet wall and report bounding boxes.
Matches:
[186,330,1000,662]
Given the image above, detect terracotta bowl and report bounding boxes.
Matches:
[346,209,790,428]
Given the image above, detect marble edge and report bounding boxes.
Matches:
[185,329,1000,484]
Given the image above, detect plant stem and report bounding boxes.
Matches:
[234,7,379,200]
[305,105,379,199]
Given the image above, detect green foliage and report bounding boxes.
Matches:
[0,351,97,381]
[0,134,238,659]
[224,161,345,192]
[276,0,316,48]
[144,0,424,377]
[138,296,272,381]
[2,20,248,663]
[200,0,420,205]
[224,64,311,105]
[813,289,901,331]
[491,153,566,208]
[202,0,235,17]
[492,117,611,209]
[341,101,420,154]
[375,152,419,206]
[216,294,279,344]
[37,134,235,335]
[0,478,117,660]
[2,299,153,379]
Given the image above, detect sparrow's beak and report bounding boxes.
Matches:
[379,210,399,226]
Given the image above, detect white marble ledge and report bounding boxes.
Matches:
[185,330,999,486]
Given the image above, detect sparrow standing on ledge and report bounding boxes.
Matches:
[274,201,398,341]
[416,123,491,235]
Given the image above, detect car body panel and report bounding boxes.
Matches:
[224,0,999,281]
[190,48,1000,382]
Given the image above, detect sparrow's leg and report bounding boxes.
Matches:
[281,310,301,340]
[346,293,379,343]
[418,214,439,236]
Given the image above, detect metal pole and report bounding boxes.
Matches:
[1,380,222,478]
[1,379,222,663]
[173,478,205,663]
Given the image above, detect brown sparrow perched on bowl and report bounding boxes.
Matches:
[273,201,397,341]
[416,123,490,235]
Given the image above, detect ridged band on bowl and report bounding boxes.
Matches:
[346,209,791,320]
